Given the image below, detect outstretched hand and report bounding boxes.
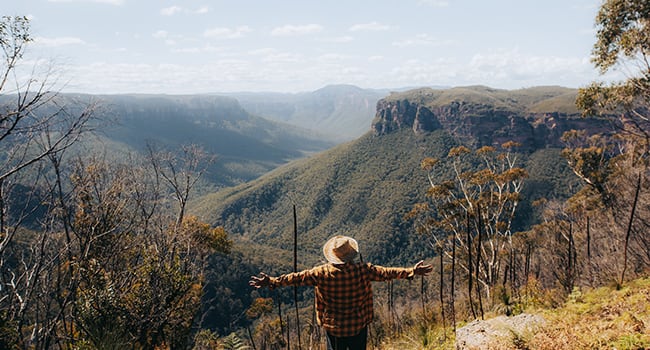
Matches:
[249,272,272,289]
[414,260,433,276]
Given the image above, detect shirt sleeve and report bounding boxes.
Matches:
[269,267,319,288]
[365,263,415,281]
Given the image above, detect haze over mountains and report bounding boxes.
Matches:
[6,84,607,262]
[190,85,611,267]
[62,84,397,187]
[222,84,389,142]
[82,90,358,187]
[59,84,611,268]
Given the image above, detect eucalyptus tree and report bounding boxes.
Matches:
[408,141,527,319]
[570,0,650,284]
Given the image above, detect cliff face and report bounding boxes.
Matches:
[372,99,442,135]
[372,97,613,152]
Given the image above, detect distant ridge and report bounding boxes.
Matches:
[224,84,389,142]
[190,85,606,268]
[76,93,335,187]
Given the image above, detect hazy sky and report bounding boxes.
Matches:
[6,0,623,94]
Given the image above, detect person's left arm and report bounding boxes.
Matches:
[366,260,432,281]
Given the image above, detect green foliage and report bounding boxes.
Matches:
[219,333,251,350]
[591,0,650,73]
[200,249,260,335]
[65,158,227,348]
[192,329,221,350]
[246,297,274,319]
[576,0,650,141]
[0,312,20,350]
[189,98,583,334]
[193,330,252,350]
[183,215,233,254]
[191,128,458,267]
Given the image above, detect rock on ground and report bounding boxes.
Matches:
[455,313,546,350]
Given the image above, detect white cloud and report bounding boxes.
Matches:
[161,5,210,16]
[386,50,600,89]
[204,26,252,39]
[33,36,86,47]
[391,58,457,84]
[417,0,449,7]
[317,53,350,62]
[172,44,224,54]
[151,30,185,45]
[468,49,588,78]
[261,52,302,64]
[152,30,168,39]
[195,6,210,14]
[349,22,393,32]
[47,0,124,5]
[271,24,323,37]
[248,48,277,56]
[160,6,183,16]
[322,36,354,43]
[392,33,453,47]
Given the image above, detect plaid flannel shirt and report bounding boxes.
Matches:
[269,262,415,337]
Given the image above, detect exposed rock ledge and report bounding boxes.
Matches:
[455,313,546,350]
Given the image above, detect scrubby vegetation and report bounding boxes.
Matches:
[2,0,650,348]
[377,277,650,349]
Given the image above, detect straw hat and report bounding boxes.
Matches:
[323,235,359,264]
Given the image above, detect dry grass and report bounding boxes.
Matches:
[381,277,650,349]
[529,277,650,350]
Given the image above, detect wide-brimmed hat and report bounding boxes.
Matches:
[323,235,359,264]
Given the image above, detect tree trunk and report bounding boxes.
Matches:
[620,172,642,286]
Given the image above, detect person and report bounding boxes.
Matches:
[249,235,433,350]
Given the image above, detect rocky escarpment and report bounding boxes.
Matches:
[371,89,615,152]
[371,99,442,135]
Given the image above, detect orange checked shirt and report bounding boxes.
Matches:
[269,262,415,337]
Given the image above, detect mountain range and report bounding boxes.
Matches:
[85,93,337,188]
[4,84,618,334]
[188,84,618,332]
[189,85,613,269]
[223,84,389,142]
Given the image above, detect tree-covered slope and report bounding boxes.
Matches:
[191,134,580,269]
[95,94,335,187]
[190,86,603,268]
[192,129,453,267]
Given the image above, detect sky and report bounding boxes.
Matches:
[6,0,625,95]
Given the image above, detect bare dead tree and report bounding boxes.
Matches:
[147,143,215,231]
[620,172,642,285]
[0,16,98,348]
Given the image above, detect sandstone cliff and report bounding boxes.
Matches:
[371,86,615,152]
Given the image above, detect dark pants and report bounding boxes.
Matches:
[326,327,367,350]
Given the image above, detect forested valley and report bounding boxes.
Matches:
[2,0,650,349]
